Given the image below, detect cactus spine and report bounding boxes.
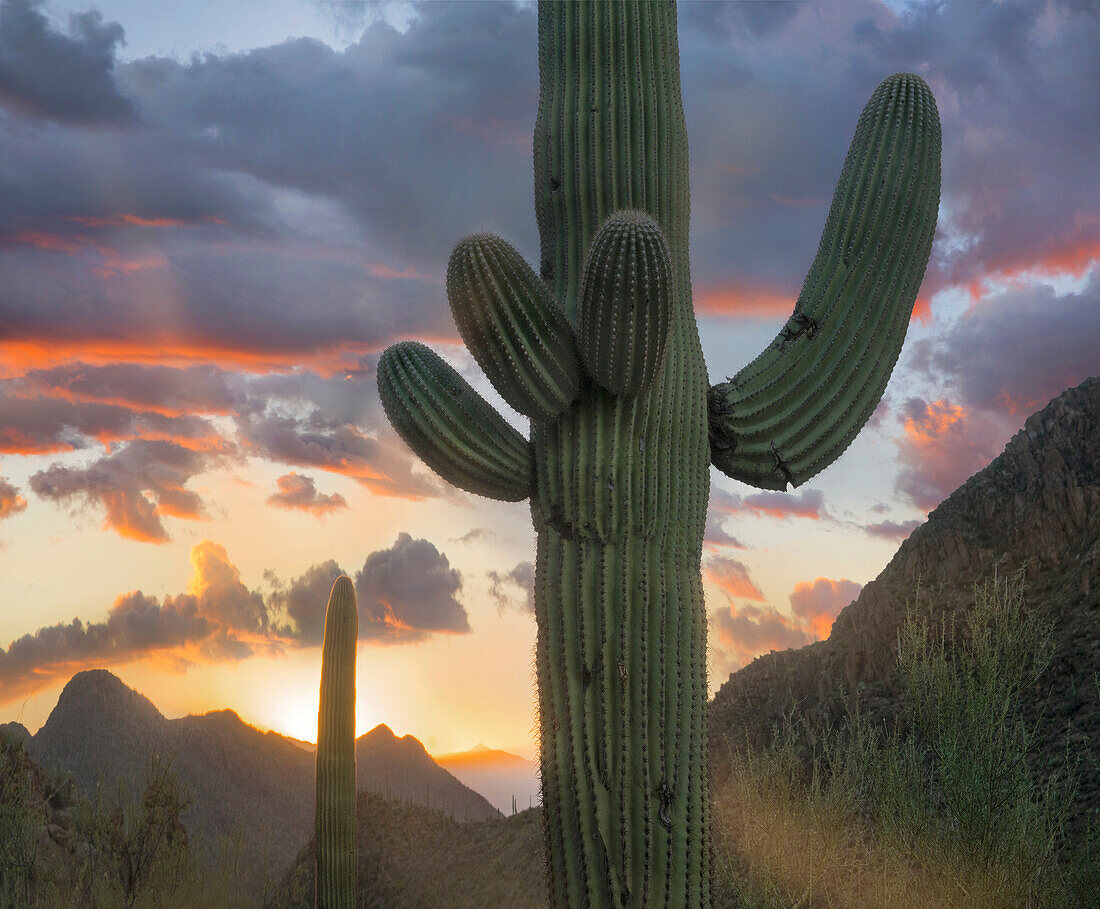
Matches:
[315,576,358,908]
[377,2,940,905]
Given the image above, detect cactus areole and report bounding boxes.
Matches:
[376,2,940,905]
[316,576,358,908]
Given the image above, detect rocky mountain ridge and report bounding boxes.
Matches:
[25,669,498,887]
[708,376,1100,837]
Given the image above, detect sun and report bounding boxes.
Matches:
[271,682,320,745]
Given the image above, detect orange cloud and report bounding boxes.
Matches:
[903,398,965,440]
[3,229,97,254]
[0,477,28,519]
[711,487,827,522]
[267,472,348,517]
[951,239,1100,304]
[709,576,862,678]
[704,557,765,602]
[894,397,1010,512]
[911,293,933,324]
[695,282,795,318]
[710,602,811,676]
[0,336,376,379]
[788,577,862,641]
[65,214,218,229]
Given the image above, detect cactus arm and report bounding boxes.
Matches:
[447,233,581,421]
[708,73,942,490]
[315,576,358,909]
[376,341,534,502]
[578,210,674,396]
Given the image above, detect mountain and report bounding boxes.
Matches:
[278,793,545,909]
[29,670,313,890]
[27,670,498,890]
[356,724,500,821]
[708,376,1100,837]
[434,744,540,816]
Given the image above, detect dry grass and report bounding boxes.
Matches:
[709,573,1098,909]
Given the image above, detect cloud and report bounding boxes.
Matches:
[684,2,807,40]
[0,533,468,695]
[0,0,136,126]
[908,272,1100,417]
[704,556,765,602]
[710,603,812,678]
[788,577,862,640]
[0,476,26,518]
[679,0,1100,326]
[710,486,828,521]
[864,518,922,541]
[185,540,268,633]
[28,439,233,542]
[893,397,1014,512]
[355,533,469,641]
[265,559,345,647]
[267,472,347,517]
[237,410,442,500]
[450,527,499,545]
[703,512,747,551]
[708,575,862,678]
[21,362,240,417]
[0,382,224,455]
[0,587,213,694]
[488,560,534,615]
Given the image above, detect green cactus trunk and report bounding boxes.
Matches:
[376,0,939,905]
[315,576,358,909]
[530,4,710,906]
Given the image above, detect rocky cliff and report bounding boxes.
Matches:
[707,376,1100,836]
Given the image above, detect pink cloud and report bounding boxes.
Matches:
[894,398,1012,512]
[267,472,348,517]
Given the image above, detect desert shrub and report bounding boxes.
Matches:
[0,732,42,909]
[714,571,1086,907]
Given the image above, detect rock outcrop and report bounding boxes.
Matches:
[707,376,1100,836]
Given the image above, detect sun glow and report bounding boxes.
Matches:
[275,684,321,744]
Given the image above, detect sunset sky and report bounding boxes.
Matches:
[0,0,1096,760]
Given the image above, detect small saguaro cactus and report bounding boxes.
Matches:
[315,576,358,908]
[377,2,940,906]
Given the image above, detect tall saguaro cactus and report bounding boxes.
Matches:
[377,2,940,906]
[315,576,358,908]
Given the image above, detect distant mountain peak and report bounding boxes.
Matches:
[52,669,163,723]
[471,742,491,752]
[61,668,130,696]
[200,708,246,726]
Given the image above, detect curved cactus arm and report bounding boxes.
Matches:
[377,341,534,501]
[708,73,941,490]
[578,210,674,397]
[447,233,581,421]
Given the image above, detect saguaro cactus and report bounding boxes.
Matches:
[377,2,940,905]
[315,576,358,908]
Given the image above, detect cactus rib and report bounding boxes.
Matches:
[377,341,534,501]
[447,233,581,420]
[578,210,674,396]
[708,73,941,490]
[315,576,357,909]
[374,3,940,905]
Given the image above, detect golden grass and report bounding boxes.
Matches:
[711,762,1059,909]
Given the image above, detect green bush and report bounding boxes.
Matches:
[716,571,1091,907]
